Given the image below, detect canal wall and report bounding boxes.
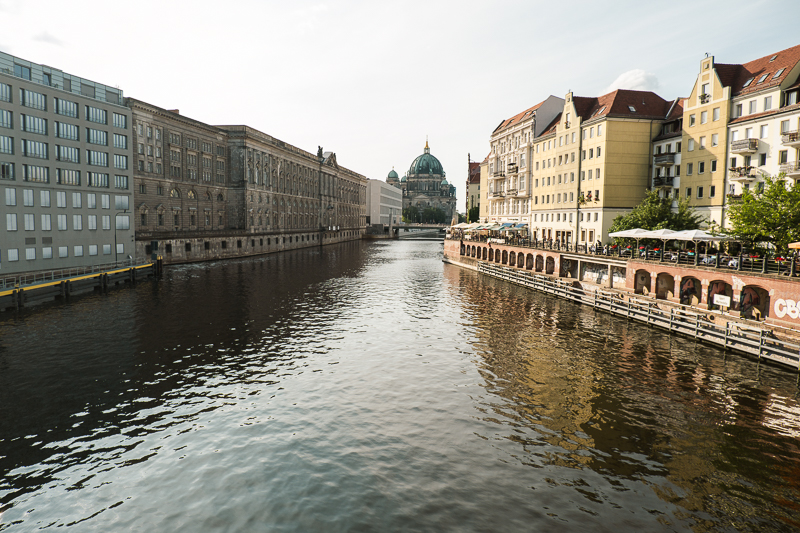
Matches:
[136,227,364,266]
[0,263,156,312]
[443,238,800,332]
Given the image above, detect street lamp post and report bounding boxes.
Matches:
[114,209,130,267]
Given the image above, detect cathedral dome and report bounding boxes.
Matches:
[441,178,449,186]
[388,169,398,179]
[401,175,407,182]
[408,141,444,176]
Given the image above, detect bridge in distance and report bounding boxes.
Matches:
[395,224,446,240]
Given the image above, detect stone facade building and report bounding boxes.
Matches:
[391,141,457,221]
[128,99,366,264]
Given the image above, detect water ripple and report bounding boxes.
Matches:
[1,241,799,531]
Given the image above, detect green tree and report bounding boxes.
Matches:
[403,205,420,223]
[608,190,703,235]
[467,206,480,223]
[726,175,800,254]
[421,206,446,224]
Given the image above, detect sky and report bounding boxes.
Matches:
[0,0,798,208]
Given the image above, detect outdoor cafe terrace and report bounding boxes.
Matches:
[446,224,800,279]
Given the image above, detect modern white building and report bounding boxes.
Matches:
[367,177,402,226]
[0,51,134,276]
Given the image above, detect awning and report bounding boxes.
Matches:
[500,222,514,228]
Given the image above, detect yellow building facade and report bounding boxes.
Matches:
[679,56,731,225]
[527,90,667,245]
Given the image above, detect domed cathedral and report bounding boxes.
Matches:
[392,140,457,221]
[386,168,400,186]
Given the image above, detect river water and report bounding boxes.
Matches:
[1,240,799,532]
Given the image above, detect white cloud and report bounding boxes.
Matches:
[603,69,660,94]
[33,32,63,46]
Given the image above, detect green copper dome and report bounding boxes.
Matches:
[401,175,407,182]
[408,141,444,176]
[388,169,399,179]
[441,178,449,186]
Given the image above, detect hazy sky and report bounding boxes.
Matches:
[1,0,797,206]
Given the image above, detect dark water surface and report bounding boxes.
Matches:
[1,241,799,532]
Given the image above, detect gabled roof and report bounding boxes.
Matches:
[492,99,547,134]
[665,98,686,121]
[576,89,669,122]
[716,43,800,97]
[468,162,480,184]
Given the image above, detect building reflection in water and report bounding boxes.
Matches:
[443,263,800,530]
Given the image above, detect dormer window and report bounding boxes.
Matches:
[770,55,778,62]
[599,106,606,114]
[628,105,636,112]
[773,68,785,79]
[743,77,754,88]
[758,73,769,83]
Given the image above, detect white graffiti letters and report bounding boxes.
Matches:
[774,299,800,319]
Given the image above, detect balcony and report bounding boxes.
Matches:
[781,131,800,148]
[780,161,800,177]
[729,166,757,181]
[490,191,505,198]
[653,176,674,187]
[515,189,530,198]
[491,171,505,179]
[506,188,518,196]
[653,152,676,166]
[506,163,518,175]
[730,138,759,154]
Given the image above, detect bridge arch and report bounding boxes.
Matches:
[525,253,533,270]
[535,255,544,272]
[509,251,516,267]
[502,250,508,265]
[545,257,555,275]
[488,248,494,262]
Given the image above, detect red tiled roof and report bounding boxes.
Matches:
[665,98,686,120]
[492,100,547,134]
[576,89,669,121]
[468,162,480,184]
[716,43,800,97]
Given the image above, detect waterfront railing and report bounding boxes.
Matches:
[0,258,138,290]
[477,262,800,371]
[450,236,800,278]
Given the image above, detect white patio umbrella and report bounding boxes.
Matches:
[669,229,732,242]
[607,228,651,238]
[608,228,652,254]
[670,229,733,263]
[637,229,676,257]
